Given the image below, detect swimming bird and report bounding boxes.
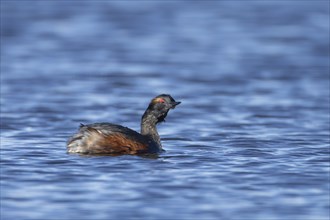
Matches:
[67,94,181,155]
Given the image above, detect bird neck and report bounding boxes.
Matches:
[141,111,161,148]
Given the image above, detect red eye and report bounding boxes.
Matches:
[159,98,165,103]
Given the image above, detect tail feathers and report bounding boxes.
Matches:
[67,125,104,154]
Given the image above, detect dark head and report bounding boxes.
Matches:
[142,94,181,124]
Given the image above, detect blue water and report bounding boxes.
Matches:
[1,1,329,220]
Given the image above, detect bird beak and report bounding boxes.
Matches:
[171,101,181,109]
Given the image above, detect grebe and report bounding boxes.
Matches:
[67,94,181,155]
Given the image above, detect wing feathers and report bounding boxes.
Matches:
[67,124,149,154]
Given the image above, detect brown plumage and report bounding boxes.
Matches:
[67,94,181,155]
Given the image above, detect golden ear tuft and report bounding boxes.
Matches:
[152,97,165,104]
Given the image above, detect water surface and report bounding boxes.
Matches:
[1,1,329,220]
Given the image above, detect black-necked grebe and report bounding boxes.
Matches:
[67,94,181,155]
